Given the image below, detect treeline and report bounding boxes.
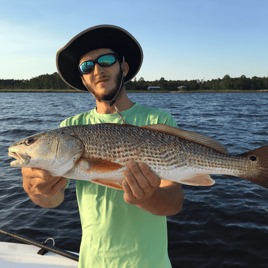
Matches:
[0,73,268,91]
[0,73,69,90]
[127,75,268,91]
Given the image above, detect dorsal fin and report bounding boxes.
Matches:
[141,124,229,154]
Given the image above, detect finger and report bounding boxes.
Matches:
[122,180,136,205]
[125,160,150,190]
[24,176,65,196]
[124,168,145,199]
[50,177,67,196]
[22,167,53,181]
[37,176,64,196]
[122,179,132,195]
[137,162,161,188]
[22,167,36,179]
[35,169,55,181]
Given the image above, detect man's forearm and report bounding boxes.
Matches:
[136,183,184,216]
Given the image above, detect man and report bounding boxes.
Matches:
[22,25,184,267]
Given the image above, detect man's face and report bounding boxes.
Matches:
[79,48,124,101]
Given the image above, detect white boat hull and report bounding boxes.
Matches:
[0,242,78,267]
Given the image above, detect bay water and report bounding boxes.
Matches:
[0,92,268,267]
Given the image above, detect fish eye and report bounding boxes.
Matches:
[25,137,35,146]
[250,155,257,161]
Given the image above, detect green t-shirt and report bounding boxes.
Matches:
[60,103,178,268]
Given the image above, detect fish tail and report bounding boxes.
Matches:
[239,145,268,189]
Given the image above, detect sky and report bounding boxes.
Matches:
[0,0,267,82]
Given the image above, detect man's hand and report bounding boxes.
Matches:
[22,167,67,208]
[122,160,184,216]
[122,160,161,205]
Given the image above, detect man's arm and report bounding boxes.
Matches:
[22,168,67,209]
[123,160,184,216]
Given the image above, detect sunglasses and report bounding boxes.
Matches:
[78,53,118,75]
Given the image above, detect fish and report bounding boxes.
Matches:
[8,123,268,190]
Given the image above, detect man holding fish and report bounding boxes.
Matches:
[21,25,184,267]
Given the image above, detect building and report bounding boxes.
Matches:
[177,86,187,90]
[148,86,161,90]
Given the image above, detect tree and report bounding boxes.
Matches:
[220,74,232,89]
[239,75,250,90]
[223,74,231,79]
[158,77,168,90]
[251,76,261,90]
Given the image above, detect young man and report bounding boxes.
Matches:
[22,25,184,267]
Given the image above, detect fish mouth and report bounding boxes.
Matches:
[8,150,30,167]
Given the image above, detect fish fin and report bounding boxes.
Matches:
[86,158,123,173]
[63,158,125,190]
[180,174,215,186]
[63,157,123,176]
[239,145,268,189]
[141,124,229,154]
[91,179,123,190]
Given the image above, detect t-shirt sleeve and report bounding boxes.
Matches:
[159,111,178,128]
[166,113,178,128]
[59,120,67,128]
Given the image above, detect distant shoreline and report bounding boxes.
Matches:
[1,89,268,93]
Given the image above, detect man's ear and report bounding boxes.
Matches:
[122,62,129,78]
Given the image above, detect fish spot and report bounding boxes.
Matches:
[250,155,257,161]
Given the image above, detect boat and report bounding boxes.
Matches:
[0,229,79,267]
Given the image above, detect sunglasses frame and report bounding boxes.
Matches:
[78,53,119,75]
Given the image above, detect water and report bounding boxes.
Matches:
[0,92,268,267]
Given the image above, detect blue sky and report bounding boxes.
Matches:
[1,0,267,81]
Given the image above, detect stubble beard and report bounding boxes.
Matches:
[87,71,122,101]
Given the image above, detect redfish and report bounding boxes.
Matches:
[8,124,268,190]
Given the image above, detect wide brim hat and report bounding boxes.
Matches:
[56,24,143,91]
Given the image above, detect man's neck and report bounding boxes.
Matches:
[95,91,135,114]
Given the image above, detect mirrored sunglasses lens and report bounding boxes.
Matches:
[80,61,94,74]
[98,55,115,67]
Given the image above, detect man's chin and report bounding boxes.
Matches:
[101,93,118,101]
[95,89,118,101]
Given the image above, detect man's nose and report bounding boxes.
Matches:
[94,64,105,75]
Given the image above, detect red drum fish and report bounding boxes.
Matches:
[8,124,268,190]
